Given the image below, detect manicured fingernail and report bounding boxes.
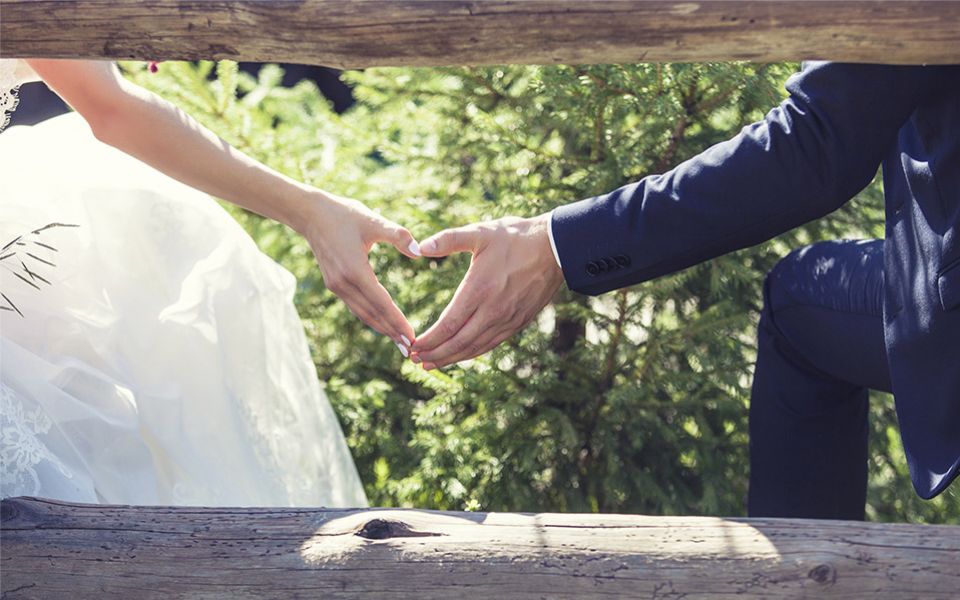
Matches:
[420,240,436,254]
[410,354,422,364]
[408,241,422,257]
[400,335,411,346]
[423,362,436,370]
[396,343,409,358]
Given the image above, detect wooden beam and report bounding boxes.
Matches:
[1,1,959,67]
[2,497,959,598]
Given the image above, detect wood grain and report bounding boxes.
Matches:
[2,496,958,598]
[1,1,959,67]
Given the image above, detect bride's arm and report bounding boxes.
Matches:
[27,59,419,352]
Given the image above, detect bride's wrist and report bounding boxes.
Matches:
[285,186,332,238]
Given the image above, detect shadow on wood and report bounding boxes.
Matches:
[2,496,958,598]
[2,1,960,67]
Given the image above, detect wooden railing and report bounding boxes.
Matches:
[2,497,959,598]
[2,1,959,67]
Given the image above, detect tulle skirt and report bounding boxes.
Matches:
[0,112,366,507]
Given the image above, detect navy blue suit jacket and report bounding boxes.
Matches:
[551,62,960,499]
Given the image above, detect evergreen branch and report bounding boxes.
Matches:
[654,115,690,173]
[579,290,630,483]
[576,69,639,100]
[592,96,609,163]
[463,69,515,108]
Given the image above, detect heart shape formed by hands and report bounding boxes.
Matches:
[302,192,563,370]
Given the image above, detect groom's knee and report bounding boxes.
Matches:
[761,240,855,328]
[761,244,815,332]
[757,242,848,382]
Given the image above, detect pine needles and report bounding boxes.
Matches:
[0,222,78,317]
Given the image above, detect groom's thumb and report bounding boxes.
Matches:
[419,226,480,257]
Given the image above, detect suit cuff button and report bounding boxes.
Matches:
[615,254,631,267]
[586,261,600,276]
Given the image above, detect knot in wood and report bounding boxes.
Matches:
[355,518,442,540]
[808,563,837,585]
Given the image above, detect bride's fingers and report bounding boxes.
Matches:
[340,286,413,356]
[340,294,386,335]
[329,276,388,333]
[381,222,421,259]
[350,263,416,347]
[325,263,413,351]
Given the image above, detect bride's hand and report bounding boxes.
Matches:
[300,192,421,355]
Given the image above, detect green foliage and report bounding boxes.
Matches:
[124,60,958,523]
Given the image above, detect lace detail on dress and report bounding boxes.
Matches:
[0,59,22,133]
[0,383,74,498]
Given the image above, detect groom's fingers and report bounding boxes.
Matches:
[411,265,486,352]
[415,213,563,368]
[419,225,482,257]
[415,299,515,364]
[423,324,518,369]
[411,224,489,351]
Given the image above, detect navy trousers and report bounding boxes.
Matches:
[748,239,891,520]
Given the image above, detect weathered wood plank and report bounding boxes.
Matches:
[1,1,959,67]
[2,497,958,598]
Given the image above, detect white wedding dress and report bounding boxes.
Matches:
[0,59,367,507]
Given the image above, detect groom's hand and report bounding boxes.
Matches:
[411,213,564,369]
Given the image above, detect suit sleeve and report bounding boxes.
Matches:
[551,62,940,296]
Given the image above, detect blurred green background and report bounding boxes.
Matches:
[126,60,958,523]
